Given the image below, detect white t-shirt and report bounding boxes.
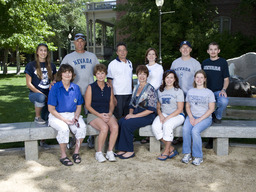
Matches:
[146,63,164,90]
[61,51,99,95]
[186,88,215,117]
[171,57,201,95]
[107,58,133,95]
[158,87,184,115]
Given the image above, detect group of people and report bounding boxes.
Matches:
[25,33,229,166]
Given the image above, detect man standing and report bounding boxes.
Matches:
[61,33,99,149]
[61,33,99,96]
[171,41,201,95]
[202,42,229,149]
[171,40,201,144]
[107,43,133,119]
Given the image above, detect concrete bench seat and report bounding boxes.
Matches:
[139,120,256,156]
[0,121,99,161]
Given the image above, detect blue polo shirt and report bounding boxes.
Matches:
[48,81,84,113]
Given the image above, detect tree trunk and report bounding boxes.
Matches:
[16,46,20,75]
[3,48,8,74]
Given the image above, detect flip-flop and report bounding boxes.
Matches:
[60,157,73,166]
[157,154,169,161]
[119,153,135,159]
[72,154,81,164]
[169,149,178,159]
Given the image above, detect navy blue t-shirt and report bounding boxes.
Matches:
[90,81,111,113]
[25,61,56,95]
[202,58,230,92]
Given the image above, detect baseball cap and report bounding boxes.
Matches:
[74,33,85,41]
[180,41,192,48]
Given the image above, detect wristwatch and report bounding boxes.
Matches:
[222,89,226,92]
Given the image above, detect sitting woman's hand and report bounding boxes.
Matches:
[125,113,135,120]
[100,113,110,123]
[189,116,196,126]
[64,118,74,125]
[159,114,165,124]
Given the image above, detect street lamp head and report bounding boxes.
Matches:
[155,0,164,8]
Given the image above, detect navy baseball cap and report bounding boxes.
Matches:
[74,33,85,41]
[180,41,192,48]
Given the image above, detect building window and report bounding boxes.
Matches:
[214,16,231,33]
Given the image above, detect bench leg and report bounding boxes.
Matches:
[149,137,161,153]
[25,140,39,161]
[213,138,229,156]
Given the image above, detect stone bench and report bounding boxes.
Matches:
[139,120,256,156]
[0,121,99,161]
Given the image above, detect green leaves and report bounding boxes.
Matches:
[0,0,60,52]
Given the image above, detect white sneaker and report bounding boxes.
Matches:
[192,157,203,166]
[106,151,116,162]
[95,152,106,163]
[181,153,192,164]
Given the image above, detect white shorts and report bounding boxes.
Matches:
[48,112,86,144]
[152,113,185,142]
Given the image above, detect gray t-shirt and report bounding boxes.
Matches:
[158,87,184,115]
[61,51,99,95]
[186,88,215,117]
[171,57,201,95]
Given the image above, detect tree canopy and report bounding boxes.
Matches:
[115,0,256,69]
[0,0,60,53]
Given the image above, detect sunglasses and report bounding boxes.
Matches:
[75,35,85,38]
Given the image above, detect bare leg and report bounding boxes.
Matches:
[157,138,171,158]
[106,116,118,151]
[89,118,109,152]
[60,143,68,158]
[74,138,84,154]
[35,106,42,118]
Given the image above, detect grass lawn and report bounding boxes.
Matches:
[0,66,26,72]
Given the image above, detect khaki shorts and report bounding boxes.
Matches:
[87,113,116,124]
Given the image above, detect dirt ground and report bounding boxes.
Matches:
[0,142,255,192]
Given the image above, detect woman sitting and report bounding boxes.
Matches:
[116,65,157,159]
[48,64,86,166]
[85,64,118,163]
[152,70,185,160]
[182,70,215,166]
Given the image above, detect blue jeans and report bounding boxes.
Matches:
[29,92,48,120]
[182,116,212,158]
[214,91,229,120]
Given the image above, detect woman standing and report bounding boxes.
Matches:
[85,64,118,163]
[152,70,185,160]
[182,70,215,166]
[116,65,157,159]
[48,64,86,166]
[141,48,164,144]
[145,48,163,90]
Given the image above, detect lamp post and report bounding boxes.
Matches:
[156,0,164,64]
[155,0,175,65]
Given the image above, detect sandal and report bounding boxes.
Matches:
[157,154,169,161]
[72,153,81,164]
[169,149,178,159]
[60,157,73,166]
